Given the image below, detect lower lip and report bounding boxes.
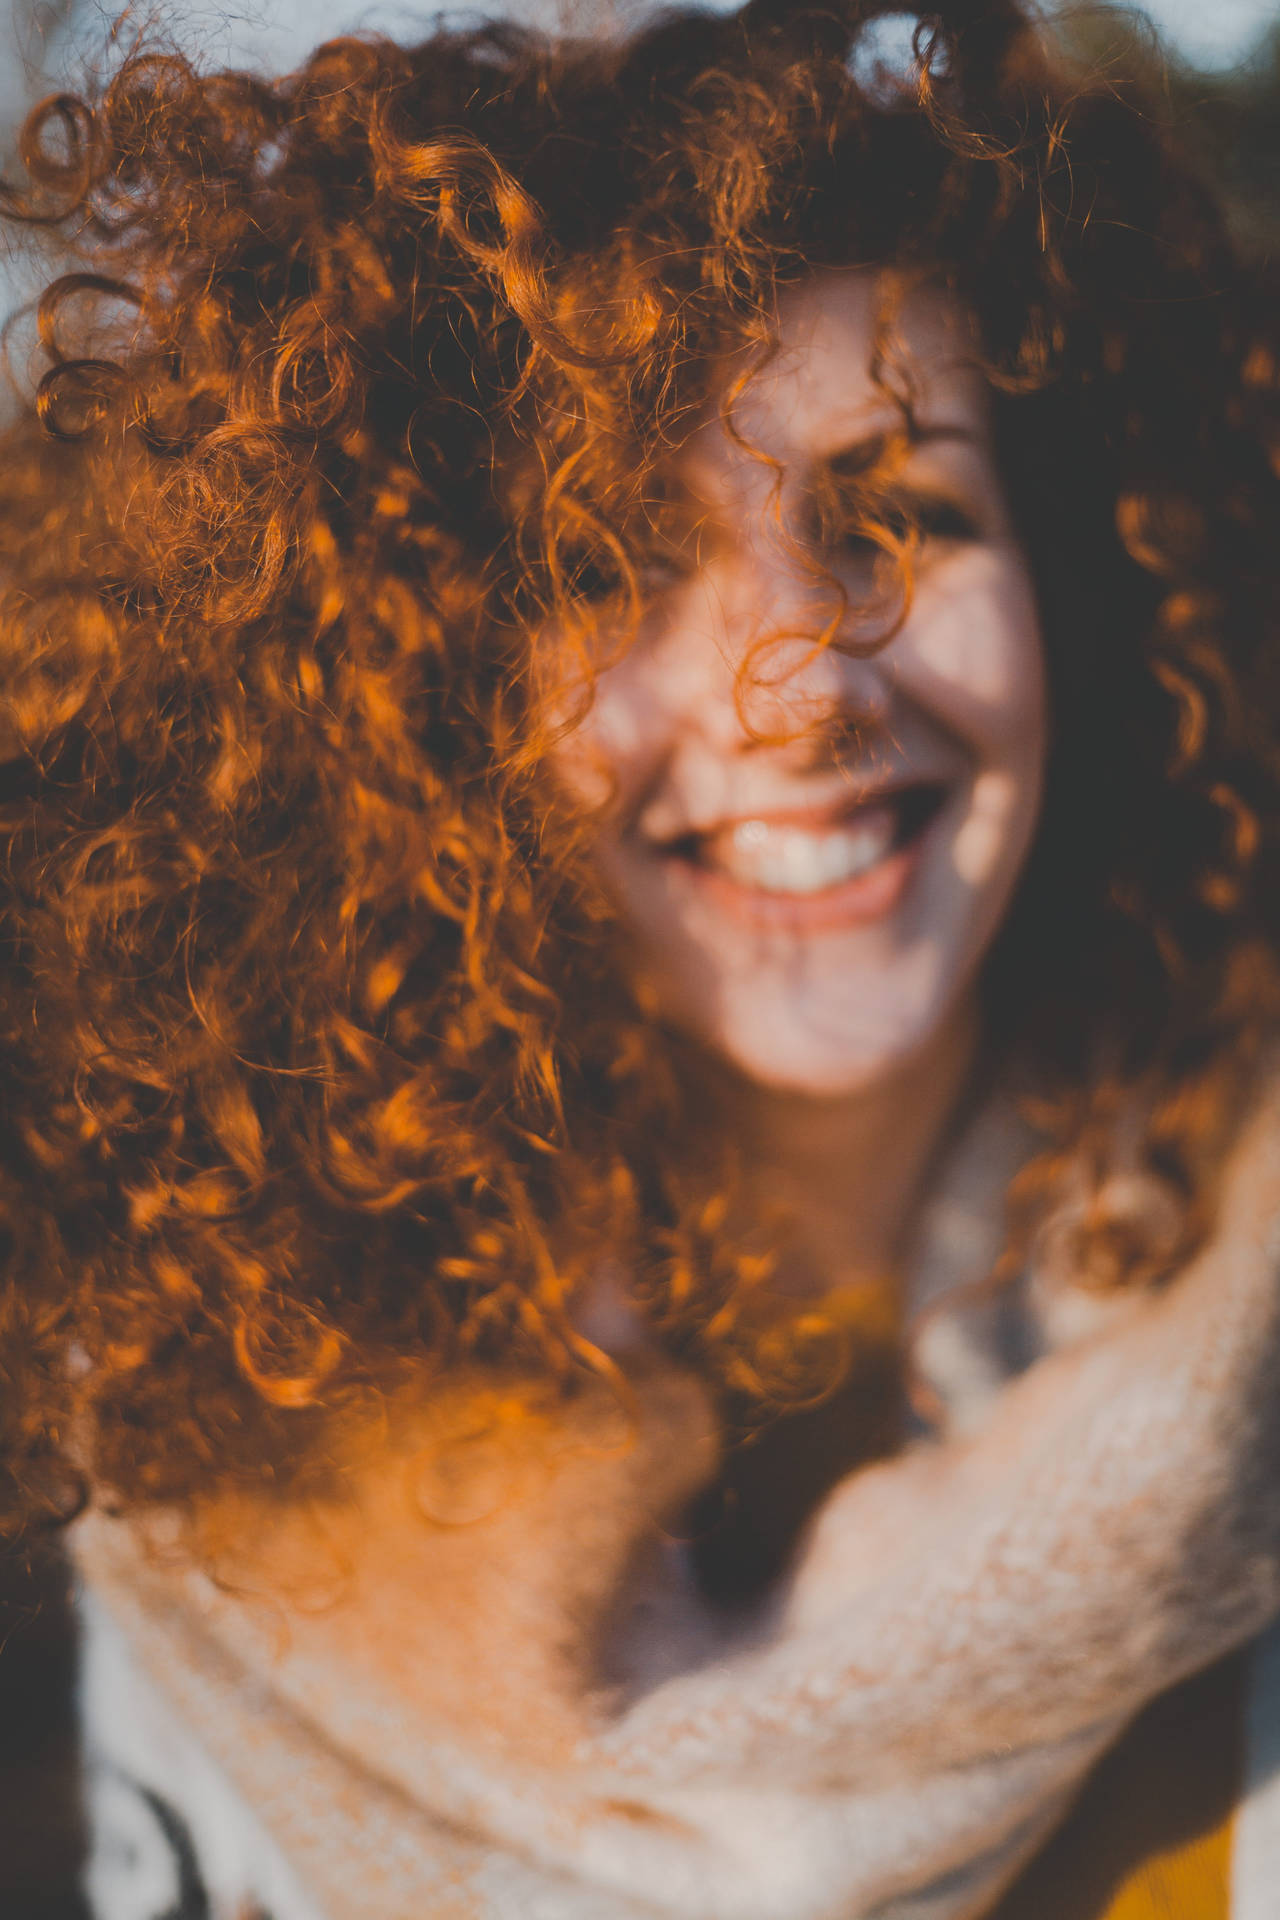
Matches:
[663,830,928,934]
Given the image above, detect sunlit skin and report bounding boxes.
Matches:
[554,272,1048,1290]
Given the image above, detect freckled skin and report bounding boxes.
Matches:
[553,271,1048,1100]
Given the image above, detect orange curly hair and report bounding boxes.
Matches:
[0,0,1277,1533]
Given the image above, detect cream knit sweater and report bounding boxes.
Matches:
[74,1084,1280,1920]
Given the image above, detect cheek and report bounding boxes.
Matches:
[545,649,667,821]
[549,718,615,815]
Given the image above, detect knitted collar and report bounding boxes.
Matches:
[74,1081,1280,1920]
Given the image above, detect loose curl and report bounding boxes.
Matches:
[0,0,1277,1533]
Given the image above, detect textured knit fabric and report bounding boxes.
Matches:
[74,1087,1280,1920]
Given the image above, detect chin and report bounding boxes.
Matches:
[691,995,956,1101]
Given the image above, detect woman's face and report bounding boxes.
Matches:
[552,272,1047,1098]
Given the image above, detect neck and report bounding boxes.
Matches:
[692,998,979,1301]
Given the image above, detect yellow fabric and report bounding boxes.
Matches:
[1094,1811,1233,1919]
[990,1653,1244,1920]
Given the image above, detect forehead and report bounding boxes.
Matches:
[687,269,990,487]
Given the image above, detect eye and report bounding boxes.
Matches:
[912,497,984,545]
[832,493,983,568]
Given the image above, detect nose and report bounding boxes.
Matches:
[652,538,895,756]
[570,532,899,825]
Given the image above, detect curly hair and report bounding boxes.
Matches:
[0,0,1277,1533]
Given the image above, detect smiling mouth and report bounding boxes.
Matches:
[655,783,948,901]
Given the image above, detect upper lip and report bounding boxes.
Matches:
[639,776,950,849]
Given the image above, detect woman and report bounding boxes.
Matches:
[2,1,1280,1914]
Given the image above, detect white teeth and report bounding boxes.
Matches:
[704,805,897,895]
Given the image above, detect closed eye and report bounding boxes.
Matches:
[826,489,985,566]
[810,427,991,565]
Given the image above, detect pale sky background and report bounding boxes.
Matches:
[119,0,1280,68]
[220,0,1272,69]
[2,0,1277,119]
[1140,0,1277,65]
